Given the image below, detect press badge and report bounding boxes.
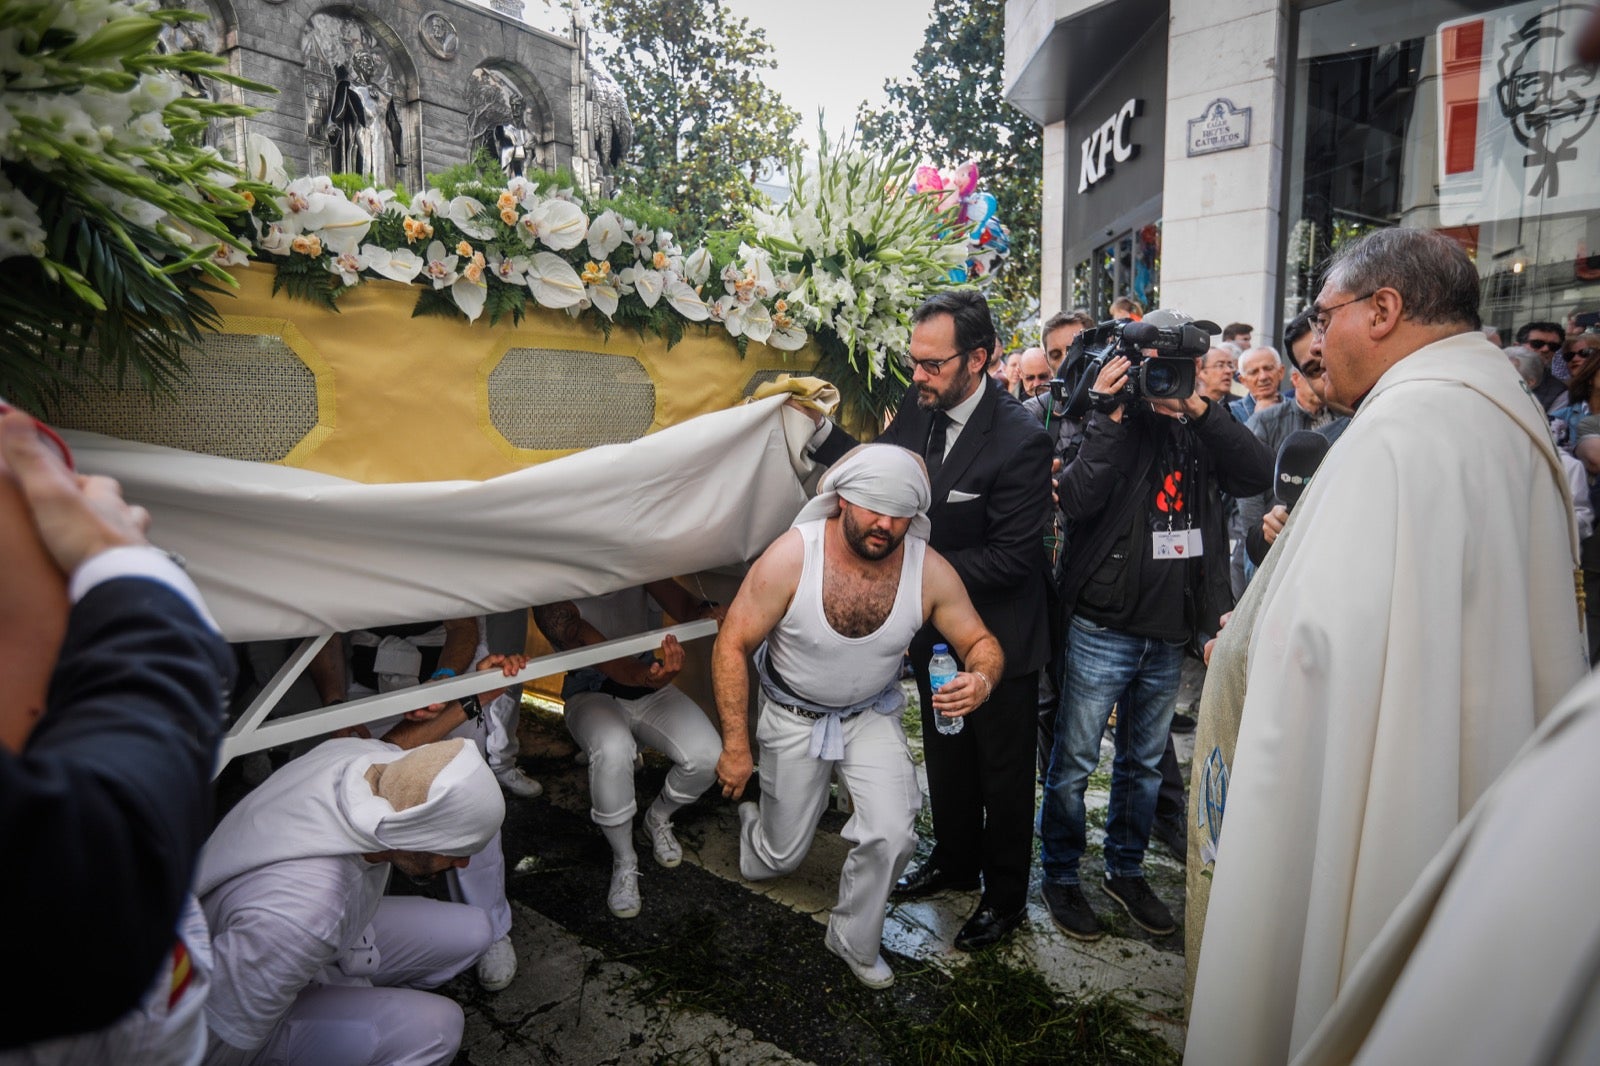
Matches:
[1152,529,1204,559]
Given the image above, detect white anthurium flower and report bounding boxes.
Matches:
[585,210,624,260]
[586,278,620,317]
[487,249,529,286]
[304,206,372,256]
[628,267,663,308]
[327,251,362,286]
[767,322,808,351]
[716,294,747,337]
[741,301,774,344]
[663,278,709,322]
[241,132,289,185]
[524,252,584,308]
[360,243,424,284]
[682,247,712,286]
[451,274,487,322]
[447,195,496,240]
[528,198,587,251]
[422,240,459,288]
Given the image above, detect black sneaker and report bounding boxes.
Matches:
[1150,811,1188,865]
[1042,881,1103,941]
[1102,874,1176,935]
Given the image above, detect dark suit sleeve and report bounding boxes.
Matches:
[941,416,1053,597]
[0,577,232,1048]
[1193,399,1274,499]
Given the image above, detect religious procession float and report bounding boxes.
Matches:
[1,1,1012,758]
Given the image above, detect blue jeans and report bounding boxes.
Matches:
[1040,616,1185,884]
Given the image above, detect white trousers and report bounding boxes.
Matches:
[247,896,490,1066]
[740,697,921,965]
[446,705,512,942]
[563,686,721,827]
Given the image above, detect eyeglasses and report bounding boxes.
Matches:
[906,351,967,376]
[1526,338,1562,352]
[0,401,73,470]
[1311,292,1376,336]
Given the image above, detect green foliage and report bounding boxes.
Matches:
[327,172,407,203]
[428,150,510,200]
[269,251,342,312]
[592,0,802,237]
[856,0,1043,344]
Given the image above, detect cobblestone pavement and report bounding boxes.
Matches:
[445,662,1203,1064]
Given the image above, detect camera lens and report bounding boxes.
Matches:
[1144,361,1178,397]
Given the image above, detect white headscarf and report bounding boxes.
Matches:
[196,737,504,896]
[791,443,932,539]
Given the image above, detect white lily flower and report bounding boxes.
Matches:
[663,279,709,322]
[422,240,459,288]
[327,251,362,286]
[586,210,624,260]
[524,252,584,308]
[447,195,496,240]
[451,275,487,322]
[487,249,530,286]
[411,189,445,217]
[353,188,395,216]
[360,243,424,284]
[716,294,746,337]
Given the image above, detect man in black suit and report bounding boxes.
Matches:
[802,290,1052,950]
[0,408,232,1050]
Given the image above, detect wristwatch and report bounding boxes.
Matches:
[458,693,482,721]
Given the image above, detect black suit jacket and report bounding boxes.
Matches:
[814,378,1054,677]
[1,576,232,1048]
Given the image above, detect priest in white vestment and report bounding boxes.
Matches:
[1186,228,1587,1066]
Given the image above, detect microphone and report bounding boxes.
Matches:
[1119,321,1160,347]
[1274,430,1330,510]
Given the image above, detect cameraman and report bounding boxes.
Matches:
[1039,317,1271,941]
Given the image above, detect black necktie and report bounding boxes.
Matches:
[926,411,951,482]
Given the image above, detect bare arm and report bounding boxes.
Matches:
[922,550,1004,719]
[711,531,802,799]
[381,652,528,749]
[532,598,685,690]
[644,577,725,623]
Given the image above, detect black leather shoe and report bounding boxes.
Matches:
[892,863,980,899]
[954,904,1025,952]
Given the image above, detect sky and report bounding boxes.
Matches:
[514,1,936,148]
[718,0,937,149]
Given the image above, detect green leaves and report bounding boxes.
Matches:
[592,0,801,239]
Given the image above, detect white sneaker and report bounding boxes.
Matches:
[495,766,543,799]
[607,860,641,919]
[824,923,894,989]
[640,807,683,868]
[475,935,517,991]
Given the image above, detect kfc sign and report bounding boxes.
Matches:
[1079,98,1144,193]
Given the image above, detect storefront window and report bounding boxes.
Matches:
[1283,0,1599,339]
[1084,224,1162,318]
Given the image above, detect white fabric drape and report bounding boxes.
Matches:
[65,396,813,642]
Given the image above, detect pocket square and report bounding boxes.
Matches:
[946,489,980,503]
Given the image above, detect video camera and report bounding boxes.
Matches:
[1050,311,1218,417]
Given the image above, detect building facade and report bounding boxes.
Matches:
[1006,0,1600,345]
[166,0,625,191]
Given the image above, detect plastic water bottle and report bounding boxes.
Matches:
[928,644,963,735]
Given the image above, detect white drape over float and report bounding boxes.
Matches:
[65,396,817,642]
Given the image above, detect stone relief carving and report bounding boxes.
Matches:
[300,13,407,185]
[468,67,546,178]
[418,12,459,61]
[585,57,632,174]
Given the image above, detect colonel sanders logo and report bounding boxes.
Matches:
[1495,5,1600,196]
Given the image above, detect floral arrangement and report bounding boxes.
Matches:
[0,0,270,413]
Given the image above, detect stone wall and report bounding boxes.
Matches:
[178,0,580,188]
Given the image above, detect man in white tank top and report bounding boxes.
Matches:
[712,445,1004,988]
